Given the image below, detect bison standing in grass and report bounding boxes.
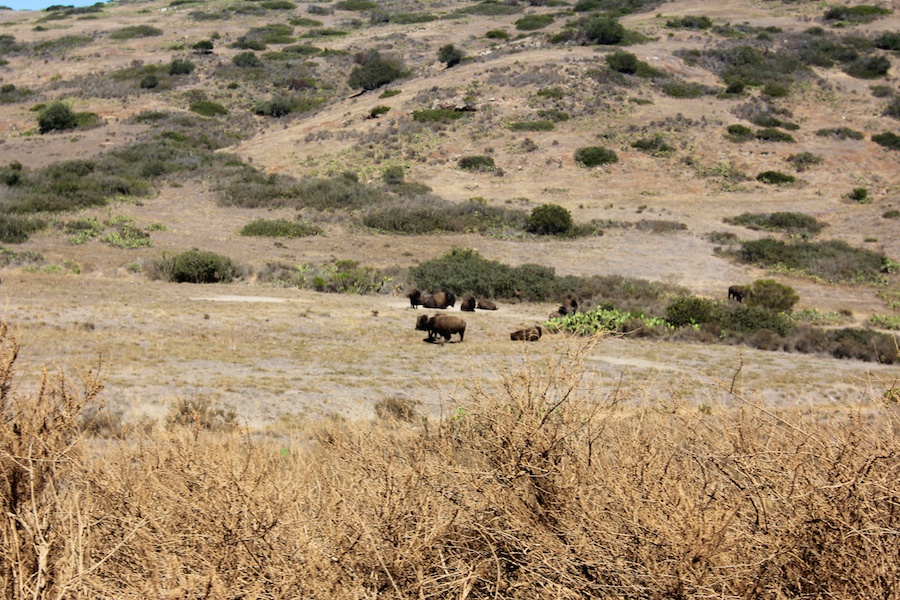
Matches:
[510,325,542,341]
[416,314,466,343]
[728,285,746,303]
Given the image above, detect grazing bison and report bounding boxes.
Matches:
[408,288,423,308]
[416,314,466,343]
[476,298,498,310]
[422,291,456,309]
[510,325,542,341]
[460,295,477,312]
[728,285,746,303]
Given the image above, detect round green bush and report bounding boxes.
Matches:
[437,44,464,68]
[583,16,625,45]
[526,203,573,236]
[458,155,495,171]
[348,51,406,91]
[232,51,262,68]
[574,146,618,168]
[665,296,716,328]
[746,279,799,312]
[37,101,77,134]
[169,249,240,283]
[168,59,196,76]
[189,100,228,117]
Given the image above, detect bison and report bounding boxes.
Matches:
[422,291,456,309]
[460,295,477,312]
[476,298,498,310]
[510,325,542,341]
[408,288,423,308]
[416,314,466,343]
[728,285,746,303]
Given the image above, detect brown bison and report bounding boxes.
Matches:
[510,325,542,341]
[728,285,746,303]
[460,295,477,312]
[416,314,466,343]
[422,291,456,309]
[407,288,423,308]
[477,298,498,310]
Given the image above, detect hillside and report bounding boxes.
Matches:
[0,0,896,425]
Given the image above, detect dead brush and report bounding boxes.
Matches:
[2,330,899,598]
[0,322,103,599]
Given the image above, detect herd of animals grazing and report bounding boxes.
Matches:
[410,285,748,345]
[408,288,575,345]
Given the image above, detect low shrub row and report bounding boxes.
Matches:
[737,238,893,283]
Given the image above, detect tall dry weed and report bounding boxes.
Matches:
[1,328,899,598]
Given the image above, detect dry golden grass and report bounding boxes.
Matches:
[3,325,899,598]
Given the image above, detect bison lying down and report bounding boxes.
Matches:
[416,314,466,343]
[409,288,457,309]
[510,325,542,341]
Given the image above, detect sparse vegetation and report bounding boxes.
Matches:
[348,50,407,91]
[240,218,322,238]
[149,249,242,283]
[725,212,824,237]
[109,24,163,40]
[458,155,496,172]
[737,238,893,284]
[756,170,795,185]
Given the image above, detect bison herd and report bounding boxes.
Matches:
[408,288,556,345]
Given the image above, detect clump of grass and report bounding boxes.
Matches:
[167,396,238,431]
[756,170,795,185]
[507,119,555,132]
[631,135,674,156]
[816,126,864,140]
[458,155,496,172]
[737,238,892,284]
[109,25,163,40]
[786,152,823,172]
[574,146,618,167]
[240,218,322,238]
[872,131,900,150]
[724,212,825,237]
[363,199,524,235]
[189,100,228,117]
[148,249,242,283]
[0,214,47,243]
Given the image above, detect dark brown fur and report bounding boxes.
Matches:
[416,313,466,343]
[460,295,476,312]
[408,288,423,308]
[510,325,542,341]
[728,285,745,303]
[422,291,456,309]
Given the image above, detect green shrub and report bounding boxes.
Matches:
[261,0,295,8]
[848,187,869,202]
[535,87,564,99]
[109,25,163,40]
[335,0,376,9]
[665,296,716,328]
[458,155,496,172]
[515,14,554,31]
[823,5,892,25]
[755,128,796,143]
[631,135,673,155]
[661,81,710,98]
[189,100,227,117]
[738,238,891,284]
[725,124,754,142]
[884,97,900,120]
[369,105,390,119]
[844,55,891,79]
[883,210,900,219]
[724,212,824,237]
[872,131,900,150]
[574,146,618,167]
[140,74,159,89]
[154,249,241,283]
[606,50,656,76]
[666,15,712,29]
[437,44,464,68]
[348,50,406,91]
[232,51,262,67]
[410,247,566,301]
[37,101,77,134]
[526,203,573,236]
[786,152,823,172]
[0,214,46,243]
[412,109,465,123]
[536,109,569,122]
[485,29,509,40]
[507,119,555,132]
[583,16,625,45]
[455,2,523,16]
[192,40,214,54]
[756,171,796,185]
[874,31,900,51]
[240,218,321,238]
[868,314,900,330]
[168,59,195,75]
[816,127,864,140]
[718,303,792,336]
[362,199,525,235]
[745,279,799,312]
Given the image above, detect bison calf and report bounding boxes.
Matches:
[416,314,466,343]
[510,325,542,341]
